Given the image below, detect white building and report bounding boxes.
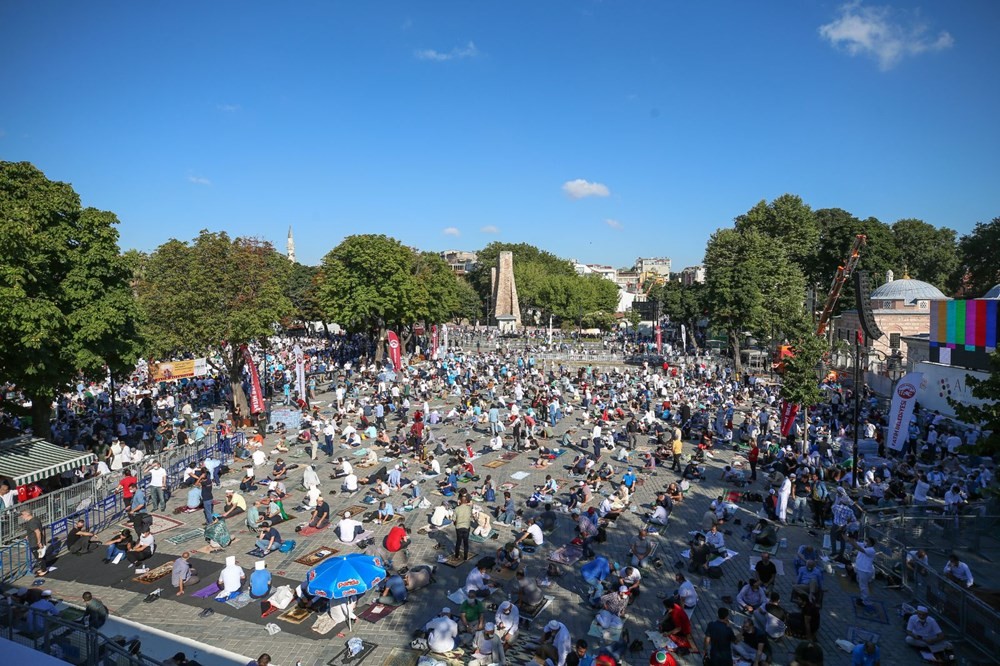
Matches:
[680,265,705,285]
[636,257,671,278]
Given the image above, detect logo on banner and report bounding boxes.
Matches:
[897,382,916,400]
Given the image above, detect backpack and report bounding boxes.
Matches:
[278,539,296,553]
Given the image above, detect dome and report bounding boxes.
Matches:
[869,278,947,303]
[983,284,1000,299]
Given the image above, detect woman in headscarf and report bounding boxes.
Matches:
[494,600,520,649]
[216,556,245,601]
[302,464,320,492]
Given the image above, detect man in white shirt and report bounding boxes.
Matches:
[335,512,364,544]
[912,474,930,505]
[514,517,544,548]
[145,461,168,512]
[341,473,359,493]
[848,535,878,606]
[336,458,353,478]
[905,606,953,654]
[424,608,459,653]
[944,554,974,587]
[0,482,17,509]
[675,572,698,610]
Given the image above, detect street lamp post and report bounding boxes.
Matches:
[852,332,863,489]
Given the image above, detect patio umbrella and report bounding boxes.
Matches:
[304,553,386,631]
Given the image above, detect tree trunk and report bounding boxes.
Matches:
[687,319,701,350]
[375,326,386,362]
[729,328,743,378]
[29,393,53,439]
[226,349,250,420]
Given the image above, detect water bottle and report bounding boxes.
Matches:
[704,577,711,590]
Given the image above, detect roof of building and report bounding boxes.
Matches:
[983,284,1000,299]
[869,278,948,303]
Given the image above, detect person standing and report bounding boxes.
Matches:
[200,477,215,526]
[453,494,472,561]
[703,607,735,666]
[747,442,759,482]
[145,460,168,513]
[848,535,877,607]
[671,426,684,472]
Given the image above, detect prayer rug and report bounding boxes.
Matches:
[748,556,785,576]
[510,471,530,480]
[469,529,499,543]
[500,451,520,461]
[225,591,253,610]
[587,619,624,642]
[358,602,399,623]
[298,525,329,537]
[191,582,221,598]
[442,552,478,568]
[278,606,313,625]
[380,647,426,666]
[328,639,378,665]
[124,514,184,535]
[295,547,340,566]
[752,543,779,555]
[851,597,890,625]
[343,505,368,518]
[492,567,517,581]
[133,561,173,584]
[521,595,553,620]
[846,626,881,644]
[483,460,508,469]
[350,448,370,457]
[164,528,205,546]
[246,547,276,558]
[548,544,583,566]
[726,491,742,504]
[194,539,235,555]
[552,449,569,458]
[498,482,518,491]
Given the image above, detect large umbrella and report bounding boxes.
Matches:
[304,553,386,631]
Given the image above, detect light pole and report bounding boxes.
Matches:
[851,331,864,489]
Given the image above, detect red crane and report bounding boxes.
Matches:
[816,234,866,337]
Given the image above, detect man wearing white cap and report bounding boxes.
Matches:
[216,556,245,601]
[539,620,571,666]
[249,560,272,598]
[424,607,458,653]
[905,606,952,655]
[494,600,520,648]
[470,621,503,666]
[335,511,363,544]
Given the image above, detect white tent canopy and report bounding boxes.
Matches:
[0,436,96,487]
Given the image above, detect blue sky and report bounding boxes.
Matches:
[2,1,997,270]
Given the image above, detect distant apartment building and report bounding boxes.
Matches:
[680,265,706,285]
[572,262,617,281]
[440,250,478,275]
[636,257,671,278]
[615,270,641,292]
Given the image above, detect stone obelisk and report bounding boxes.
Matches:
[492,251,521,331]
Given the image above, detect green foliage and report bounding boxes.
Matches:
[956,217,1000,297]
[0,161,142,433]
[734,194,819,274]
[779,333,826,408]
[650,281,706,338]
[813,208,899,313]
[454,276,483,323]
[891,219,959,293]
[286,262,322,324]
[137,230,292,414]
[948,349,1000,455]
[703,227,807,374]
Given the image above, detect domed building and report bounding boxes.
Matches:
[983,284,1000,299]
[833,271,950,371]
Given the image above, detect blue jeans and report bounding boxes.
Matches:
[203,499,215,525]
[584,575,603,603]
[501,509,516,524]
[106,544,126,560]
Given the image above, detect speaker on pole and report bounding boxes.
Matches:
[854,271,884,341]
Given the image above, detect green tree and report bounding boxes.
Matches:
[703,228,807,376]
[948,350,1000,455]
[734,194,819,274]
[0,162,142,435]
[955,217,1000,297]
[454,276,483,323]
[286,262,323,327]
[813,209,899,314]
[468,242,577,322]
[779,332,826,448]
[413,251,463,326]
[650,282,706,348]
[891,218,959,293]
[137,231,292,416]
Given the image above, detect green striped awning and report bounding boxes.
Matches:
[0,437,96,486]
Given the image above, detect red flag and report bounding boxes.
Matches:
[241,344,265,414]
[431,325,439,359]
[779,401,800,437]
[387,330,402,372]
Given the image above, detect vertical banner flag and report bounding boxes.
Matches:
[655,320,662,355]
[294,344,306,401]
[241,344,265,414]
[886,371,923,451]
[680,324,688,351]
[431,325,439,360]
[779,401,800,437]
[441,324,449,356]
[547,315,553,346]
[387,330,402,372]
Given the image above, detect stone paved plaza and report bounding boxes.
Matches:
[17,375,978,666]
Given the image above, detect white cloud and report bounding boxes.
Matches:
[216,103,241,112]
[562,179,611,199]
[443,226,461,237]
[187,175,212,186]
[819,2,954,70]
[604,218,623,230]
[480,225,499,234]
[415,41,479,62]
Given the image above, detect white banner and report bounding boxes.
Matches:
[294,344,306,400]
[441,324,449,356]
[886,371,923,451]
[680,324,687,350]
[915,361,990,417]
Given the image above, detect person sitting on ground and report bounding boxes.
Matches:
[752,519,778,548]
[424,607,459,654]
[221,490,247,519]
[127,528,155,567]
[514,516,544,548]
[340,471,359,493]
[249,560,272,598]
[376,499,395,524]
[171,552,199,596]
[905,605,953,655]
[943,553,974,588]
[472,504,493,538]
[66,518,100,555]
[255,525,283,555]
[734,616,772,665]
[465,560,496,599]
[784,593,820,640]
[460,593,487,635]
[271,459,288,481]
[792,560,824,605]
[495,600,520,649]
[682,461,703,480]
[266,480,287,500]
[335,511,364,544]
[705,523,726,555]
[658,600,693,645]
[688,534,711,575]
[104,528,134,563]
[736,577,767,613]
[515,568,545,609]
[648,492,672,526]
[239,465,256,493]
[666,482,684,503]
[308,495,331,529]
[496,542,521,571]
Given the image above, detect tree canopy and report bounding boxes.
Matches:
[956,217,1000,297]
[734,194,819,276]
[0,161,142,434]
[136,230,293,415]
[948,350,1000,455]
[891,218,959,292]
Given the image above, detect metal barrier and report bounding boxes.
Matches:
[0,540,31,581]
[863,520,1000,660]
[0,597,163,666]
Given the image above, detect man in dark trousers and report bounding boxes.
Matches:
[453,494,472,561]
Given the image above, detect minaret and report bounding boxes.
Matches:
[287,226,296,263]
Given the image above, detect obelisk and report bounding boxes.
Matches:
[492,251,521,331]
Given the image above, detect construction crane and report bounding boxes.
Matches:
[816,234,866,337]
